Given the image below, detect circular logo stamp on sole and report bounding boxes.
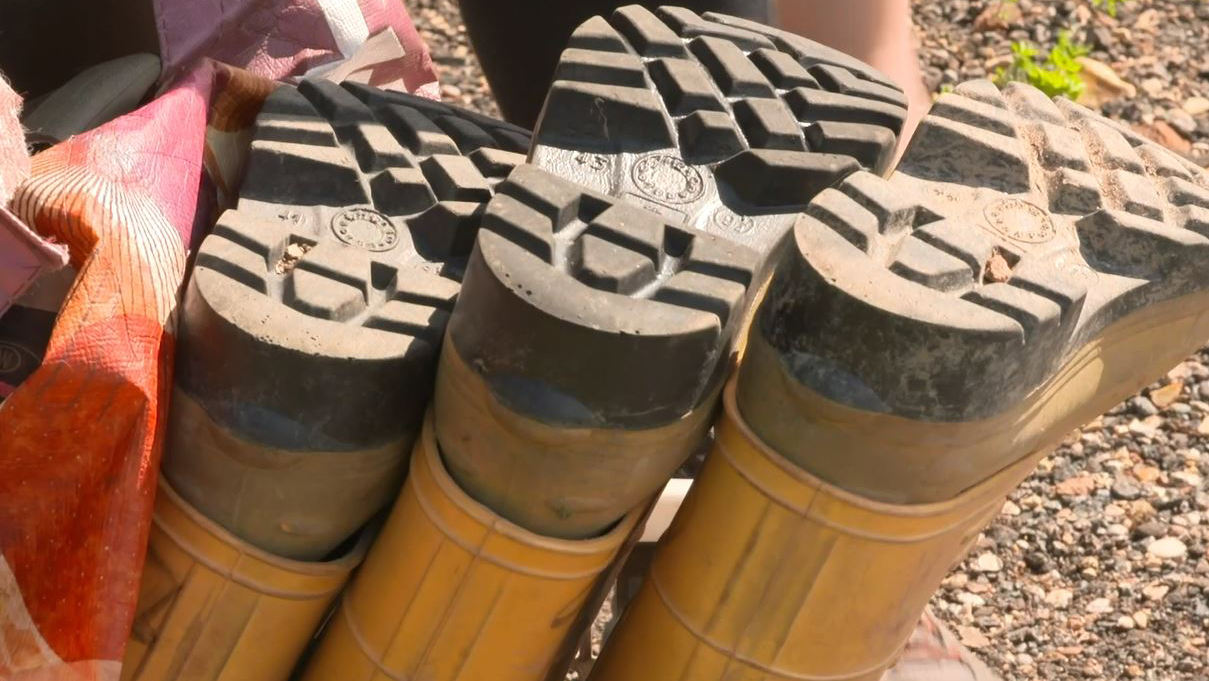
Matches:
[632,156,705,204]
[984,198,1055,244]
[331,208,399,252]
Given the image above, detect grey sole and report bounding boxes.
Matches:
[753,78,1209,423]
[455,5,907,431]
[175,80,530,454]
[531,5,906,265]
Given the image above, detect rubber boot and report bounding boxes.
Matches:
[21,53,160,151]
[591,79,1209,680]
[164,79,531,560]
[435,5,910,540]
[120,480,370,681]
[297,411,643,681]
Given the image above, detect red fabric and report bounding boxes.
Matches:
[0,62,271,679]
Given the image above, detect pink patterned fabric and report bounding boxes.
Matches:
[153,0,440,98]
[0,207,67,325]
[1,74,67,324]
[1,74,28,205]
[0,61,272,681]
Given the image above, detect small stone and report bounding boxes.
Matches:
[1134,520,1169,539]
[975,552,1003,573]
[1059,474,1098,497]
[1128,418,1158,437]
[973,0,1023,30]
[1140,78,1166,98]
[957,625,991,649]
[1077,57,1137,107]
[1147,537,1188,560]
[1132,464,1161,483]
[1143,583,1170,601]
[1198,417,1209,435]
[1133,121,1193,156]
[1046,588,1074,608]
[1116,614,1137,630]
[1129,395,1160,416]
[1086,597,1113,614]
[984,250,1013,283]
[1001,500,1022,516]
[1133,610,1151,628]
[1166,109,1198,137]
[957,592,986,607]
[1024,552,1051,573]
[1111,478,1144,501]
[943,572,970,590]
[966,581,992,594]
[1171,471,1203,488]
[1149,382,1183,409]
[1186,96,1209,117]
[1134,8,1161,30]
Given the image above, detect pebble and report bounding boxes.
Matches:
[1147,537,1188,560]
[1166,108,1198,137]
[1112,478,1144,501]
[1143,583,1171,601]
[957,592,987,607]
[1129,396,1160,416]
[1150,382,1183,408]
[1134,520,1169,538]
[1086,597,1114,614]
[1186,96,1209,117]
[1171,471,1203,487]
[1046,588,1074,608]
[975,552,1004,573]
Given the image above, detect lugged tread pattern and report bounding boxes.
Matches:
[757,79,1209,422]
[531,5,905,281]
[177,81,532,449]
[532,4,905,246]
[448,165,761,427]
[540,6,905,167]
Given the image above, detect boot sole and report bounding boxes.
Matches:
[437,6,907,537]
[531,5,906,257]
[169,80,530,558]
[740,79,1209,502]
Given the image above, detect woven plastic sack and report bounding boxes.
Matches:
[0,61,274,681]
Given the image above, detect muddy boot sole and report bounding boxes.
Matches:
[168,80,531,560]
[591,80,1209,681]
[435,6,908,540]
[740,78,1209,502]
[531,5,906,262]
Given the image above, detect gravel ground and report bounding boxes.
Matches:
[411,1,1209,678]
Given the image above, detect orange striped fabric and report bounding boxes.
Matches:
[0,62,273,680]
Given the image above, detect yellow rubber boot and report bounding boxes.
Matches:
[121,480,369,681]
[591,383,1037,681]
[298,411,643,681]
[593,80,1209,680]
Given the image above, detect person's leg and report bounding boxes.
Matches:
[457,0,772,128]
[777,0,930,148]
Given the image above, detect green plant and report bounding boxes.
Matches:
[994,31,1091,100]
[1090,0,1128,16]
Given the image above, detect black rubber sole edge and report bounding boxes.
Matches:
[175,80,532,450]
